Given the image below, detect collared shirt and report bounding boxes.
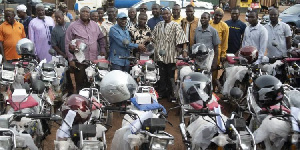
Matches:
[264,22,292,58]
[171,16,183,25]
[209,20,229,59]
[127,19,137,27]
[101,20,116,37]
[181,17,199,51]
[152,21,188,64]
[0,21,26,60]
[28,16,55,62]
[242,23,268,62]
[194,25,220,51]
[147,16,164,30]
[19,16,32,38]
[67,12,73,21]
[128,24,151,45]
[225,19,246,53]
[51,22,71,54]
[109,24,138,66]
[65,19,106,61]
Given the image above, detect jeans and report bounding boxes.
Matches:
[111,63,130,72]
[156,62,176,98]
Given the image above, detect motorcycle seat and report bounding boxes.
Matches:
[7,95,38,111]
[42,63,55,71]
[138,60,154,65]
[176,60,194,66]
[145,63,156,70]
[226,55,239,64]
[283,58,300,62]
[2,62,15,71]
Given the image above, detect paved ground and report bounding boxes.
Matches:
[42,6,291,150]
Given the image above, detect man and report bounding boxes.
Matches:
[90,11,100,25]
[101,7,118,52]
[127,7,137,27]
[264,8,291,58]
[51,10,70,58]
[147,4,164,30]
[209,8,229,64]
[152,7,187,99]
[28,4,55,62]
[139,3,147,13]
[109,12,146,72]
[16,4,32,37]
[195,12,220,71]
[59,2,73,22]
[97,7,105,25]
[129,13,152,56]
[65,7,106,92]
[181,4,199,52]
[0,8,26,62]
[171,4,182,25]
[242,10,268,64]
[225,8,246,54]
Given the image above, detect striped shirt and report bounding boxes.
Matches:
[152,21,187,64]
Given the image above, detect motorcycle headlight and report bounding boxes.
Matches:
[1,70,14,81]
[150,135,173,150]
[82,141,104,150]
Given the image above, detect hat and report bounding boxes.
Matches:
[59,2,67,8]
[16,4,27,12]
[5,8,14,12]
[117,12,128,19]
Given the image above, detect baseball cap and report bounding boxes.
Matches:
[117,12,128,19]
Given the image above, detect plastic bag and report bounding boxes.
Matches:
[285,90,300,108]
[222,66,248,96]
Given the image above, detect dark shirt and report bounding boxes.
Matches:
[147,16,163,30]
[225,19,246,53]
[51,22,71,54]
[19,16,32,38]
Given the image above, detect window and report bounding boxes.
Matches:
[282,5,300,15]
[145,1,157,10]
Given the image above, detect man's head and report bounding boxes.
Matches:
[16,4,27,19]
[107,7,117,20]
[162,7,172,22]
[54,10,65,26]
[117,12,128,28]
[128,7,137,20]
[213,8,224,24]
[172,4,181,18]
[248,10,258,26]
[152,4,160,17]
[4,8,15,24]
[185,4,195,20]
[80,6,90,22]
[138,13,148,27]
[139,3,147,13]
[36,4,45,19]
[58,2,68,13]
[231,7,240,21]
[90,11,99,22]
[200,12,210,27]
[269,8,279,24]
[97,7,105,19]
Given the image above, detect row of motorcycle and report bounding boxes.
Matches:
[1,37,300,150]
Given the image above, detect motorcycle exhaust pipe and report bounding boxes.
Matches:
[179,123,188,141]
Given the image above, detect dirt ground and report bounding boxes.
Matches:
[42,6,289,150]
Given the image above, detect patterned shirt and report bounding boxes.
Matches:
[152,21,187,64]
[128,24,151,45]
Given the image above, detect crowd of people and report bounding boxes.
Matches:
[0,2,292,99]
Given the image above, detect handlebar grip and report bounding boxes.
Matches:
[104,106,127,111]
[16,113,51,119]
[185,109,220,116]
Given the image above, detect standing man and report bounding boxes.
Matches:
[147,4,164,30]
[225,8,246,54]
[59,2,73,22]
[152,7,187,100]
[101,7,118,52]
[51,10,70,58]
[109,12,146,72]
[242,10,268,64]
[171,4,182,25]
[265,8,291,58]
[28,4,55,62]
[65,7,106,92]
[139,3,148,13]
[90,11,100,26]
[195,12,220,72]
[181,4,199,53]
[209,8,229,91]
[97,7,105,25]
[129,13,152,56]
[16,4,32,37]
[127,7,137,27]
[0,8,26,62]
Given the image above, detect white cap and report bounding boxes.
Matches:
[16,4,27,12]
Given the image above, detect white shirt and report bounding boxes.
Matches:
[264,22,292,58]
[242,23,268,63]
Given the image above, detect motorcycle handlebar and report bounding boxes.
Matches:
[184,109,220,116]
[14,113,62,121]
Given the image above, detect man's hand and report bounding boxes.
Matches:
[183,51,188,58]
[69,44,78,53]
[220,57,226,63]
[69,61,76,69]
[100,51,107,57]
[211,64,218,71]
[138,44,146,52]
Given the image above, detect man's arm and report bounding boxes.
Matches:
[258,27,268,61]
[64,24,75,61]
[0,42,5,61]
[221,24,229,58]
[212,30,221,70]
[97,28,106,55]
[51,29,67,58]
[109,27,138,49]
[285,24,292,50]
